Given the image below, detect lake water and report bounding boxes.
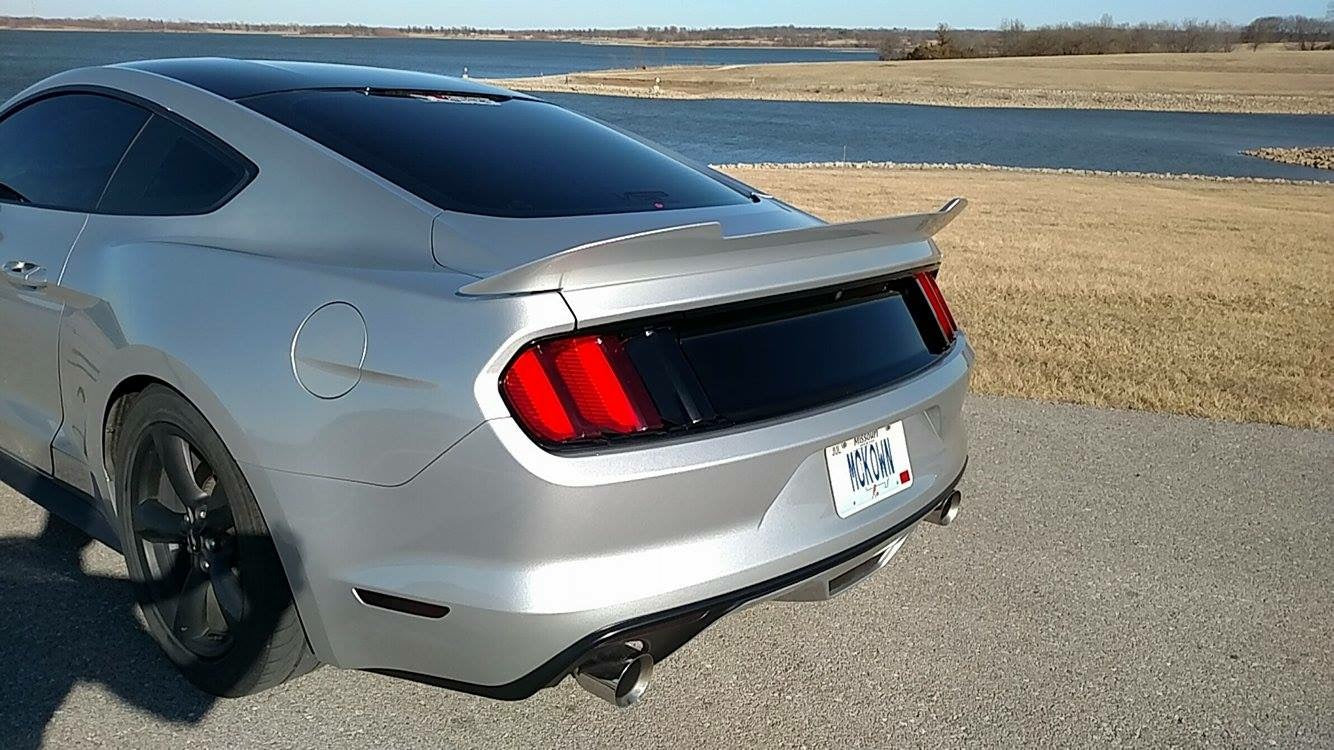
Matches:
[0,30,874,92]
[546,93,1334,181]
[2,30,1331,181]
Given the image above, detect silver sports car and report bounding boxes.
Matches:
[0,59,971,707]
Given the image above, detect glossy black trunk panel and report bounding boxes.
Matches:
[600,272,947,443]
[675,293,936,423]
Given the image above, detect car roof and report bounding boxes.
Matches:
[114,58,526,101]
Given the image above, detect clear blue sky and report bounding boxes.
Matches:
[2,1,1328,29]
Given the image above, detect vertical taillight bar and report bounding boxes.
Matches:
[915,270,958,341]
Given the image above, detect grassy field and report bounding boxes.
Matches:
[719,166,1334,429]
[502,47,1334,114]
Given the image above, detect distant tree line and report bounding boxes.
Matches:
[519,25,876,47]
[1240,16,1334,50]
[1,14,1331,56]
[884,15,1331,60]
[0,16,903,46]
[0,16,424,36]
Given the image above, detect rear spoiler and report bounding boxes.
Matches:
[458,198,967,298]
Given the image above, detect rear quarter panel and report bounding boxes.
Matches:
[28,64,578,503]
[56,232,574,501]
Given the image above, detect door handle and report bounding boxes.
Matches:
[3,260,48,289]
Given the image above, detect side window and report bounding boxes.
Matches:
[0,93,150,211]
[98,115,252,215]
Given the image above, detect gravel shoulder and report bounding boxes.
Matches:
[2,396,1331,748]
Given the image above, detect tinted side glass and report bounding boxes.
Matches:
[0,93,149,211]
[99,115,251,215]
[243,91,749,218]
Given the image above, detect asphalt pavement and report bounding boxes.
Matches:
[2,395,1330,748]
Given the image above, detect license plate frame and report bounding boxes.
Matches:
[824,421,913,518]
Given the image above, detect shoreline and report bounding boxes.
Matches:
[497,50,1334,115]
[0,26,872,50]
[501,75,1334,115]
[5,27,1326,114]
[1241,146,1334,170]
[710,161,1334,186]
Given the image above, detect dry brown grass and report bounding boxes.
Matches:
[720,166,1334,429]
[501,47,1334,114]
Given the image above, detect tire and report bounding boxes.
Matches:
[113,385,318,697]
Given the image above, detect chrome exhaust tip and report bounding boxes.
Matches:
[573,644,654,708]
[924,489,961,526]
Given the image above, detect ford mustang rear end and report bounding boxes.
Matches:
[1,59,971,707]
[326,212,974,706]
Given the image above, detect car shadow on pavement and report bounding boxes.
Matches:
[0,514,215,749]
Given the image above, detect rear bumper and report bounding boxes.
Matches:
[243,337,972,695]
[372,466,964,700]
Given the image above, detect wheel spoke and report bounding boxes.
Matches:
[208,562,244,627]
[200,485,234,532]
[133,498,187,543]
[152,427,207,506]
[172,566,211,639]
[146,549,191,601]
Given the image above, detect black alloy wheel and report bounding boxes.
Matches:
[127,424,243,659]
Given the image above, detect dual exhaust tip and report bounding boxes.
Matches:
[924,489,961,526]
[573,644,654,708]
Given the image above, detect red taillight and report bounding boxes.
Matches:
[915,270,958,341]
[501,334,662,444]
[502,348,577,442]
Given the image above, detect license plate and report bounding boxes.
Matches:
[825,421,913,518]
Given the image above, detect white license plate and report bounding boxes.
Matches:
[825,421,913,518]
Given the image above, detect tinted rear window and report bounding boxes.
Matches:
[0,93,149,211]
[242,90,749,218]
[99,115,251,215]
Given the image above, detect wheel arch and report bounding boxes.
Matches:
[86,346,257,510]
[102,374,168,492]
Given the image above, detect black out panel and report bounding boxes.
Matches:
[677,294,936,423]
[531,271,951,449]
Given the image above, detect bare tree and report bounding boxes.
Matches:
[1293,15,1316,49]
[1000,18,1026,55]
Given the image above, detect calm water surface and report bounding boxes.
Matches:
[547,94,1334,181]
[0,30,872,93]
[2,30,1331,180]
